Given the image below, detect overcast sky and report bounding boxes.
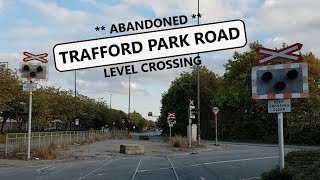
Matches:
[1,0,320,121]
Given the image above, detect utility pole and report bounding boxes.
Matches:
[196,0,201,146]
[128,75,131,131]
[110,93,113,109]
[75,70,76,97]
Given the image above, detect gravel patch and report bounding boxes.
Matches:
[57,135,226,160]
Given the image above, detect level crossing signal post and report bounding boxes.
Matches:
[167,113,176,138]
[19,52,48,159]
[188,99,198,148]
[252,43,308,169]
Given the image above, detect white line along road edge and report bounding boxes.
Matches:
[53,20,246,72]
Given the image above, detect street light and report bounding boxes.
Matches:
[128,75,131,126]
[110,93,113,109]
[212,107,219,145]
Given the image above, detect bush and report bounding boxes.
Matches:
[261,167,293,180]
[261,149,320,180]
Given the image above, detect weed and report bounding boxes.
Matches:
[33,147,58,159]
[170,135,188,149]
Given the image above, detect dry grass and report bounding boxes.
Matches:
[170,135,189,148]
[169,135,203,149]
[7,133,127,160]
[33,143,58,159]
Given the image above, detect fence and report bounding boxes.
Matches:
[5,130,127,156]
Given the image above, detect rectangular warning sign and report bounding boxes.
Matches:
[53,19,247,72]
[268,99,291,113]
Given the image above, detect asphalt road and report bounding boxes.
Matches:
[0,135,315,180]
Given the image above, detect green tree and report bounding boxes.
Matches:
[146,120,156,130]
[159,66,221,138]
[0,68,27,132]
[213,42,320,144]
[129,111,148,132]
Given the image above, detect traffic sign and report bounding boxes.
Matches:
[167,112,176,120]
[23,83,37,91]
[20,62,48,82]
[189,99,194,107]
[23,52,48,63]
[255,43,303,66]
[212,107,219,115]
[268,99,291,113]
[167,120,176,125]
[252,63,308,99]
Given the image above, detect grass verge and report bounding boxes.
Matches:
[0,133,5,144]
[6,134,121,160]
[261,149,320,180]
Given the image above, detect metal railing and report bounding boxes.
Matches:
[5,130,127,156]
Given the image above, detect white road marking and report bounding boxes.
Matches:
[138,167,172,172]
[203,156,278,165]
[36,165,55,172]
[239,177,260,180]
[27,165,49,168]
[131,156,142,180]
[190,163,201,167]
[77,160,112,180]
[200,177,206,180]
[166,155,179,180]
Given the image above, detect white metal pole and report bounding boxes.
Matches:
[188,117,192,148]
[169,126,171,138]
[27,90,32,159]
[215,114,218,145]
[278,112,285,169]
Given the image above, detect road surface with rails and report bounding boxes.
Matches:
[0,133,317,180]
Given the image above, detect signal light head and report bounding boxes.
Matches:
[287,69,298,80]
[23,65,30,71]
[262,72,273,81]
[37,66,43,72]
[274,81,286,91]
[30,71,36,77]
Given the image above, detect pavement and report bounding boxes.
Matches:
[0,133,318,180]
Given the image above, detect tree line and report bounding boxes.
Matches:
[0,68,155,133]
[158,42,320,145]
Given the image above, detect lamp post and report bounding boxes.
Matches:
[128,75,131,134]
[112,121,115,138]
[110,93,113,109]
[196,0,201,146]
[212,107,219,145]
